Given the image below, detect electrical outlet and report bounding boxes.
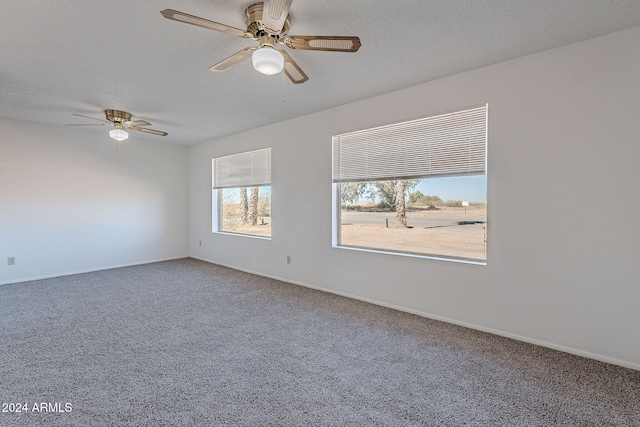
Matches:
[286,256,291,264]
[8,257,15,265]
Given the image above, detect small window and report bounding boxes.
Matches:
[333,105,487,262]
[212,148,271,238]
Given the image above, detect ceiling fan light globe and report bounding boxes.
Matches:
[109,128,129,141]
[252,47,284,75]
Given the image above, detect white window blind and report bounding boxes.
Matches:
[213,148,271,189]
[332,105,487,183]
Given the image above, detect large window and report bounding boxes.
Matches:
[212,148,271,238]
[332,105,487,262]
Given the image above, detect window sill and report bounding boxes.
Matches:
[213,231,271,240]
[333,244,487,266]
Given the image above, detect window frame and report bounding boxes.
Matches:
[212,148,272,239]
[331,105,488,264]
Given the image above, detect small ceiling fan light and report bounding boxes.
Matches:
[252,46,284,75]
[109,124,129,141]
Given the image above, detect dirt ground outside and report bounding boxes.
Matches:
[221,203,487,261]
[221,204,271,237]
[340,205,487,261]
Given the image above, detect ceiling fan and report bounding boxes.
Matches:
[161,1,362,84]
[65,110,168,141]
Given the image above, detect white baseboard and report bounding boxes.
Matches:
[0,255,189,286]
[190,255,640,372]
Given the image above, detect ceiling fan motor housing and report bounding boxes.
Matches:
[246,2,290,38]
[105,109,132,123]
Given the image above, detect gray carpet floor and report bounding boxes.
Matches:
[1,258,639,426]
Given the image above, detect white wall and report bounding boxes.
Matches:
[0,118,189,284]
[189,26,640,369]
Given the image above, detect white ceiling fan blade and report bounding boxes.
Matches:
[284,35,362,52]
[209,46,256,72]
[64,123,109,126]
[262,0,293,35]
[128,126,167,136]
[279,50,308,84]
[161,9,250,38]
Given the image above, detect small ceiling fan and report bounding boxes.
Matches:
[65,110,168,141]
[161,1,362,84]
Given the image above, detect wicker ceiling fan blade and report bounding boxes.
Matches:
[161,9,250,38]
[209,46,256,72]
[70,114,111,123]
[262,0,293,35]
[128,126,168,136]
[125,120,151,127]
[284,35,361,52]
[280,50,308,84]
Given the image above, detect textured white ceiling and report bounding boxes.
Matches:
[1,0,639,146]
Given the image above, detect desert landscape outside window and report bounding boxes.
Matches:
[333,105,487,262]
[212,148,272,238]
